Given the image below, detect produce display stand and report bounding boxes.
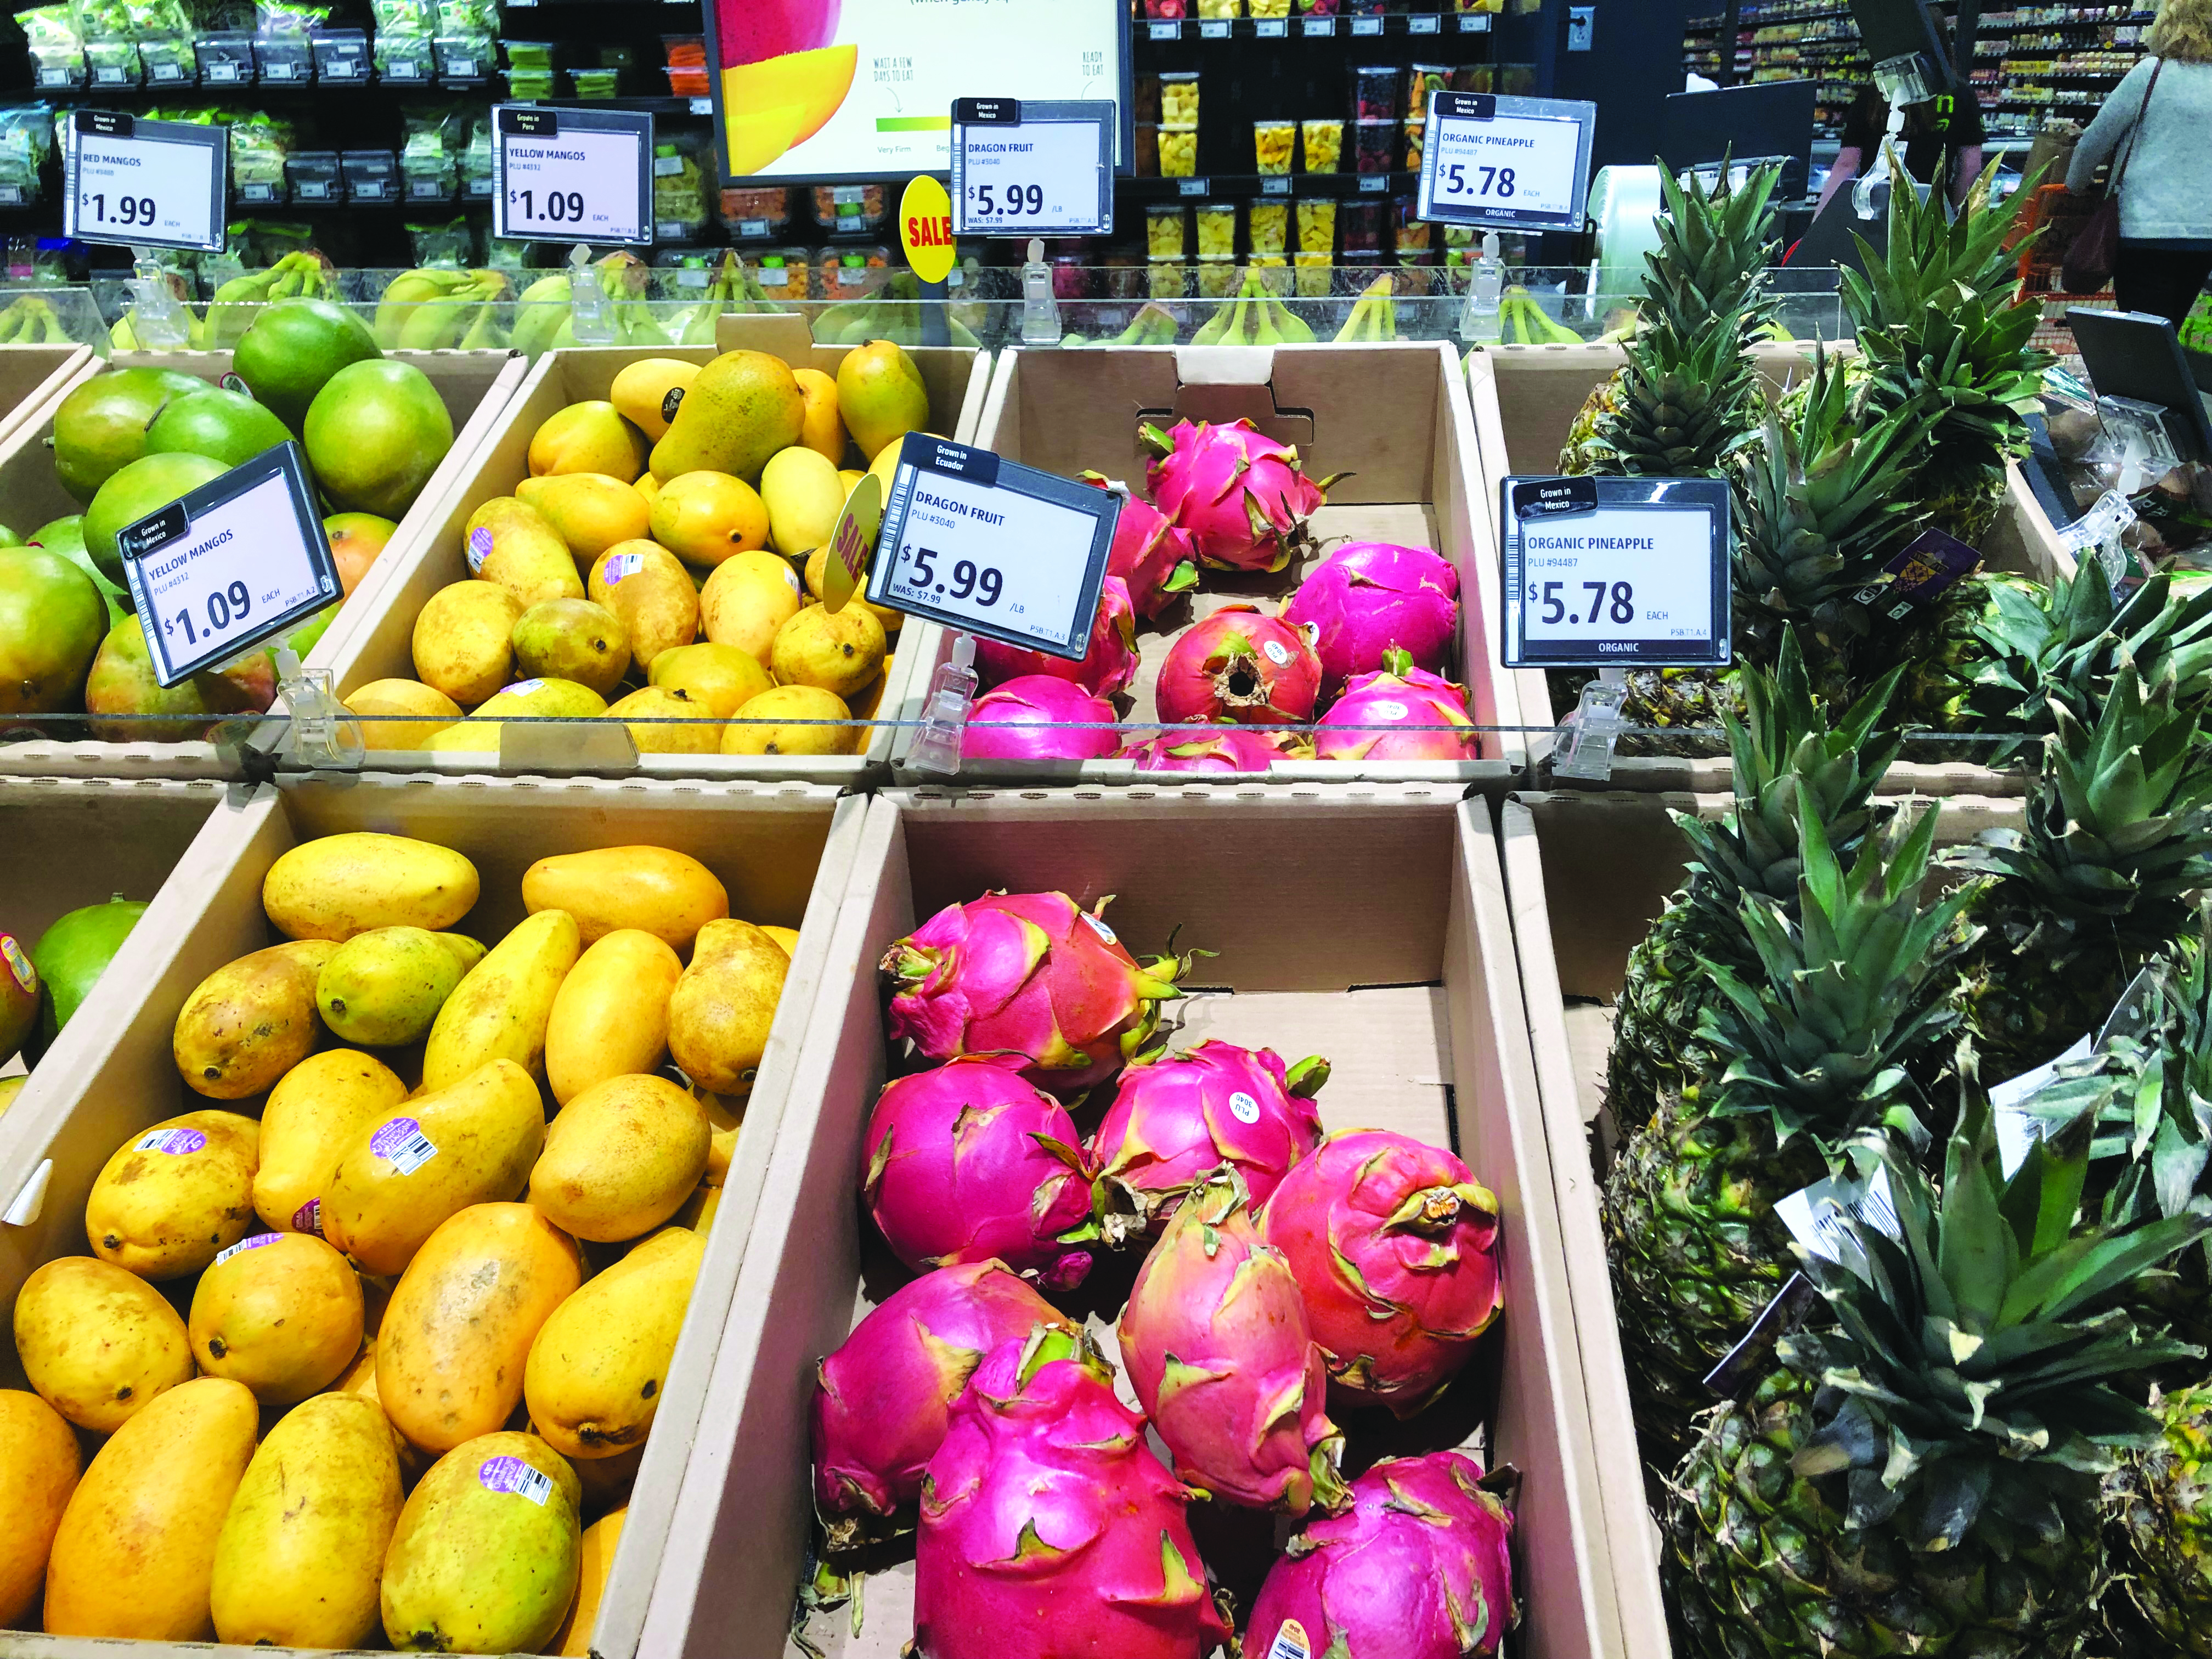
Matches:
[0,770,867,1659]
[314,317,991,785]
[637,785,1624,1659]
[890,342,1532,788]
[1465,343,2072,795]
[0,345,90,451]
[1494,788,2029,1659]
[0,347,531,782]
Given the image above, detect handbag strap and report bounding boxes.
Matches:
[2110,58,2165,200]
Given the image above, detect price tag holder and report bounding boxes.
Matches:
[1255,17,1286,35]
[950,99,1115,239]
[63,111,225,251]
[1302,14,1335,33]
[1351,15,1383,35]
[1409,12,1442,32]
[491,104,652,246]
[117,442,341,689]
[1417,91,1596,234]
[1148,19,1180,38]
[1500,475,1731,669]
[867,433,1121,660]
[1200,19,1229,37]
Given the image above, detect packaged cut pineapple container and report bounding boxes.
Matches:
[886,341,1531,787]
[636,785,1624,1659]
[0,347,529,782]
[313,313,992,785]
[0,770,864,1659]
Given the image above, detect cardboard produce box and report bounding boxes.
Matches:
[1495,788,2028,1659]
[0,771,865,1659]
[637,785,1623,1659]
[889,342,1530,787]
[0,348,530,781]
[0,345,90,449]
[1466,343,2070,796]
[317,320,992,784]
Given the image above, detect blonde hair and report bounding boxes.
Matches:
[2151,0,2212,62]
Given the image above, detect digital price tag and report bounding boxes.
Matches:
[491,104,652,246]
[1351,15,1383,34]
[117,442,342,689]
[63,111,225,252]
[950,99,1115,239]
[1256,17,1286,35]
[1416,91,1596,234]
[1302,14,1335,33]
[867,434,1121,660]
[1200,18,1229,37]
[1499,476,1731,669]
[1409,12,1442,32]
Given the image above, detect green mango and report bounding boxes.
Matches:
[27,896,146,1061]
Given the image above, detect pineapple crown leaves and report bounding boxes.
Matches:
[1779,1094,2210,1547]
[1701,793,1978,1146]
[1639,156,1785,342]
[1840,146,2032,334]
[2074,941,2212,1233]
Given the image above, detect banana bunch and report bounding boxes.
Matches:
[0,294,74,343]
[1062,303,1182,349]
[375,267,512,351]
[1496,284,1582,345]
[507,252,661,357]
[670,252,791,346]
[812,272,983,348]
[1334,274,1399,343]
[1192,268,1315,346]
[204,250,338,347]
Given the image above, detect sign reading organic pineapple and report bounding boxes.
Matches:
[1416,92,1597,235]
[63,111,227,252]
[949,99,1116,238]
[491,105,655,247]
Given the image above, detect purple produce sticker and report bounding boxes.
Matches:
[466,526,494,573]
[292,1197,323,1236]
[213,1233,282,1267]
[135,1127,207,1155]
[601,551,643,584]
[478,1455,554,1505]
[369,1117,438,1175]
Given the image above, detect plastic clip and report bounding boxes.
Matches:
[1551,666,1627,782]
[1458,230,1504,345]
[273,647,364,771]
[126,249,193,348]
[907,634,979,777]
[567,243,617,345]
[1019,238,1062,346]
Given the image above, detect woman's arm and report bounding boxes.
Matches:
[2067,59,2152,191]
[1951,145,1985,206]
[1818,146,1867,213]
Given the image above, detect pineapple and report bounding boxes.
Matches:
[2112,1385,2212,1655]
[1606,629,1905,1139]
[1666,1101,2211,1659]
[1603,795,1976,1464]
[1949,657,2212,1077]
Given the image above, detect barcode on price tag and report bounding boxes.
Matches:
[950,99,1115,239]
[492,104,653,246]
[1776,1166,1904,1282]
[1417,91,1596,233]
[64,110,228,251]
[368,1116,438,1175]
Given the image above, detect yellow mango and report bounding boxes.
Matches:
[760,924,800,957]
[698,548,805,664]
[316,926,465,1048]
[467,496,584,607]
[522,846,729,953]
[550,1506,626,1656]
[342,677,462,750]
[648,640,773,719]
[210,1392,401,1649]
[253,1048,407,1234]
[43,1376,258,1639]
[329,1334,425,1481]
[836,339,930,460]
[420,909,581,1091]
[771,601,887,700]
[669,1178,723,1236]
[531,400,648,481]
[411,580,524,707]
[530,1074,710,1242]
[526,1226,704,1459]
[649,349,806,484]
[610,358,699,443]
[172,940,337,1099]
[426,677,608,755]
[588,539,700,669]
[720,683,855,757]
[380,1431,581,1655]
[377,1203,584,1453]
[804,542,902,633]
[0,1391,78,1627]
[85,1109,261,1279]
[263,831,482,942]
[13,1257,190,1431]
[759,444,845,559]
[650,469,771,567]
[570,1442,641,1519]
[793,366,847,464]
[706,1119,741,1181]
[321,1057,548,1276]
[189,1230,364,1403]
[668,919,788,1097]
[545,929,682,1107]
[516,472,652,560]
[605,684,723,755]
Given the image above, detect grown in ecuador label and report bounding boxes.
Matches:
[292,1196,323,1236]
[369,1116,438,1175]
[1228,1091,1262,1126]
[0,934,33,992]
[213,1233,281,1267]
[466,526,494,573]
[479,1455,555,1504]
[1267,1621,1312,1659]
[136,1127,206,1155]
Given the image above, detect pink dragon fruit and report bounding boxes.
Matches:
[1155,605,1323,726]
[1283,541,1461,702]
[1088,1041,1329,1243]
[1258,1130,1504,1414]
[861,1058,1098,1289]
[882,890,1187,1097]
[1116,729,1311,772]
[1314,653,1482,763]
[1084,473,1199,618]
[1141,418,1341,574]
[916,1325,1232,1659]
[812,1261,1077,1545]
[1244,1451,1517,1659]
[977,577,1141,698]
[1118,1173,1350,1516]
[962,675,1119,763]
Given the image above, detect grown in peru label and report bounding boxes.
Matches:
[1267,1622,1312,1659]
[478,1455,555,1504]
[369,1116,438,1175]
[1228,1091,1262,1125]
[466,525,494,572]
[292,1197,323,1235]
[136,1127,207,1155]
[213,1233,282,1267]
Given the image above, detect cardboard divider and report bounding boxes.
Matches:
[639,784,1624,1659]
[1465,343,2071,797]
[0,772,866,1659]
[0,348,530,781]
[0,345,91,449]
[317,341,992,785]
[1494,788,2030,1659]
[889,343,1531,788]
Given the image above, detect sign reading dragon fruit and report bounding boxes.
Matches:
[477,1455,555,1505]
[369,1116,438,1175]
[136,1126,207,1155]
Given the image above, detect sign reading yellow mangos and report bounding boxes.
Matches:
[899,175,956,287]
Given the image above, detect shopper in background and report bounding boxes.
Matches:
[1817,78,1987,212]
[2066,0,2212,330]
